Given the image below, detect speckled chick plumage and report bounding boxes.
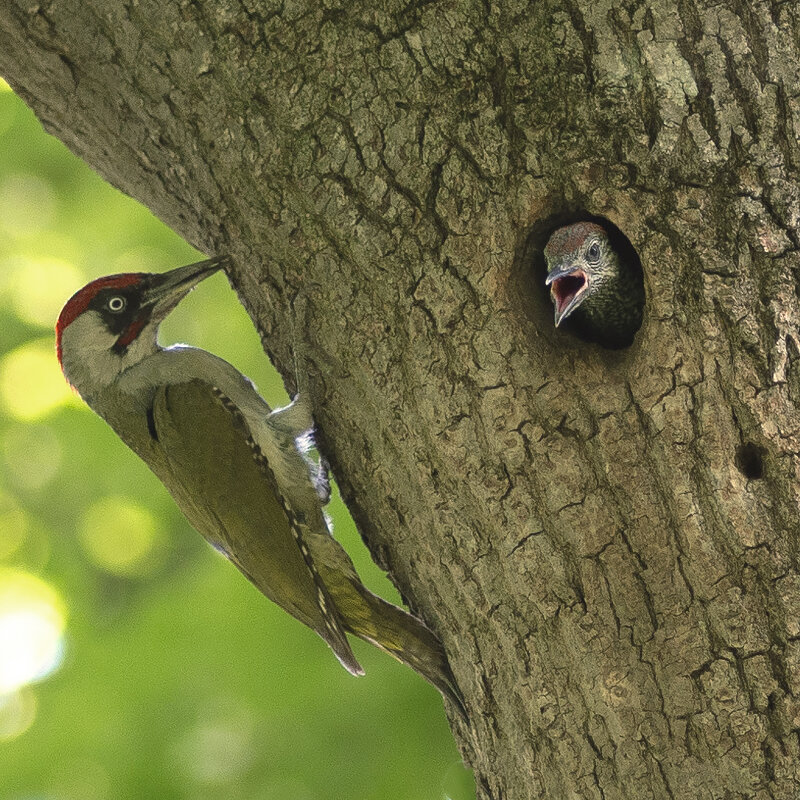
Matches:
[545,221,644,349]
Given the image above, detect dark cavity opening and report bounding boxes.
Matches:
[519,210,646,350]
[735,443,765,480]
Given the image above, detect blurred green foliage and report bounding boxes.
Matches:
[0,81,473,800]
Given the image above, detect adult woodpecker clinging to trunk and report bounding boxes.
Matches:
[56,256,465,718]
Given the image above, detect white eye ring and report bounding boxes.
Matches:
[587,242,601,262]
[107,296,126,312]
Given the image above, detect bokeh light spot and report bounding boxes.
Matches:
[3,423,62,491]
[0,339,73,420]
[172,717,255,785]
[80,497,164,578]
[0,686,37,741]
[0,491,30,560]
[9,256,84,328]
[0,569,66,694]
[0,174,56,236]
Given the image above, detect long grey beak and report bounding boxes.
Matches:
[146,256,227,320]
[546,263,588,327]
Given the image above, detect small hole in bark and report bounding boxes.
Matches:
[736,443,765,480]
[521,211,645,350]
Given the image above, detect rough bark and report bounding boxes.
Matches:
[3,1,800,797]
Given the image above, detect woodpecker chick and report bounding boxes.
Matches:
[57,257,465,718]
[545,221,644,349]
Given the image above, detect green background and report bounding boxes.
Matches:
[0,82,473,800]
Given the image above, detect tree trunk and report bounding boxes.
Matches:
[3,1,800,797]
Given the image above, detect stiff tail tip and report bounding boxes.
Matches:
[438,664,468,722]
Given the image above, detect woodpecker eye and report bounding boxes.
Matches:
[107,296,126,313]
[586,242,601,263]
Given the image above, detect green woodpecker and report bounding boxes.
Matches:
[56,257,464,718]
[545,221,644,348]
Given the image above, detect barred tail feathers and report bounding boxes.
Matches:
[347,584,466,719]
[306,532,466,718]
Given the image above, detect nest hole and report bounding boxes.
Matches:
[521,210,645,350]
[735,442,765,480]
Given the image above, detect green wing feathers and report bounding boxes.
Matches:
[150,379,363,676]
[150,379,463,714]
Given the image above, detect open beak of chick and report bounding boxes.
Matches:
[546,265,589,326]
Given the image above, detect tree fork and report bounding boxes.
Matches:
[2,2,799,798]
